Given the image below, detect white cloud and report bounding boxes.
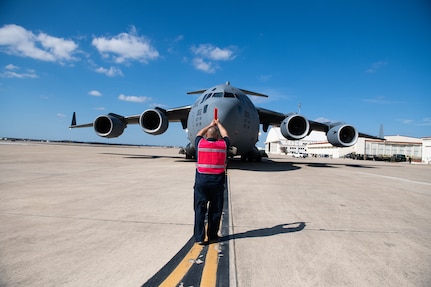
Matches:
[149,103,167,109]
[314,117,333,123]
[168,35,185,54]
[95,66,123,77]
[37,33,78,61]
[192,57,217,73]
[92,27,159,64]
[397,118,414,125]
[418,118,431,126]
[88,90,102,96]
[191,44,235,61]
[366,61,388,73]
[0,24,78,63]
[362,96,402,105]
[0,70,38,78]
[56,113,66,118]
[175,35,184,42]
[5,64,19,70]
[190,44,236,73]
[0,64,38,78]
[258,74,272,82]
[118,94,151,103]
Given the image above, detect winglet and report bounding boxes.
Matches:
[70,112,76,127]
[68,113,94,129]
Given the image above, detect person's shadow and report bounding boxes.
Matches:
[220,222,306,242]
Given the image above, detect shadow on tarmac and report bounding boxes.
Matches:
[101,153,376,170]
[220,222,306,242]
[100,152,186,160]
[227,159,376,172]
[305,162,375,169]
[227,159,301,172]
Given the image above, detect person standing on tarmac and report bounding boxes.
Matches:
[193,118,230,245]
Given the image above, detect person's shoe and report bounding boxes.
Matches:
[208,236,220,244]
[196,240,207,245]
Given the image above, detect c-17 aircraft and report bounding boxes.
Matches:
[70,82,380,161]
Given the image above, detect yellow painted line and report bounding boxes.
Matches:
[200,242,219,287]
[159,243,204,287]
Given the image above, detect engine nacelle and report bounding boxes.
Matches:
[94,114,126,138]
[280,113,310,140]
[139,108,169,135]
[327,124,358,147]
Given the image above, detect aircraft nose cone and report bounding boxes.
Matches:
[212,104,236,123]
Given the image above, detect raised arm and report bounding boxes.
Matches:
[197,120,216,137]
[215,119,228,138]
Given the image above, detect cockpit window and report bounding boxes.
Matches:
[200,93,212,103]
[224,92,236,98]
[212,92,223,98]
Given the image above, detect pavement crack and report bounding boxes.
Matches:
[0,212,192,226]
[308,228,402,234]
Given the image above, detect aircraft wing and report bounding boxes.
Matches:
[69,105,192,138]
[165,105,192,123]
[256,107,383,145]
[256,107,344,133]
[256,107,285,127]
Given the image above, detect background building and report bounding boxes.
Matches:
[265,127,428,163]
[422,137,431,164]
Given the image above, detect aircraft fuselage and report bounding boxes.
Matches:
[187,83,260,156]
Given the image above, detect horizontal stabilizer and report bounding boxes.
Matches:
[186,89,206,95]
[238,88,268,98]
[186,88,268,97]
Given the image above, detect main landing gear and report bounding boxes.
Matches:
[240,147,267,162]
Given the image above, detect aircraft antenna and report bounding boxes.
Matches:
[298,103,301,114]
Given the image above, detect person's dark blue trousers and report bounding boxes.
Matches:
[193,172,225,242]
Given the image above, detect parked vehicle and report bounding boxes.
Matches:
[292,152,308,158]
[391,154,407,162]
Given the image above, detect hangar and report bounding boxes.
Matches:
[265,127,429,163]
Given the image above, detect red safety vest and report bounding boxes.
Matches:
[197,139,227,174]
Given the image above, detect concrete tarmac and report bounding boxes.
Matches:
[1,142,430,286]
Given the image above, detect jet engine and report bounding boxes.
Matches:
[327,124,358,147]
[280,113,310,140]
[94,114,126,138]
[139,108,169,135]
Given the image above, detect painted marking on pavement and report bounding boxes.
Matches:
[141,174,230,286]
[159,243,205,287]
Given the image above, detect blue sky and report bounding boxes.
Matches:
[1,0,430,147]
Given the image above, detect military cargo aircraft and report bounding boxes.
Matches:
[70,82,380,161]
